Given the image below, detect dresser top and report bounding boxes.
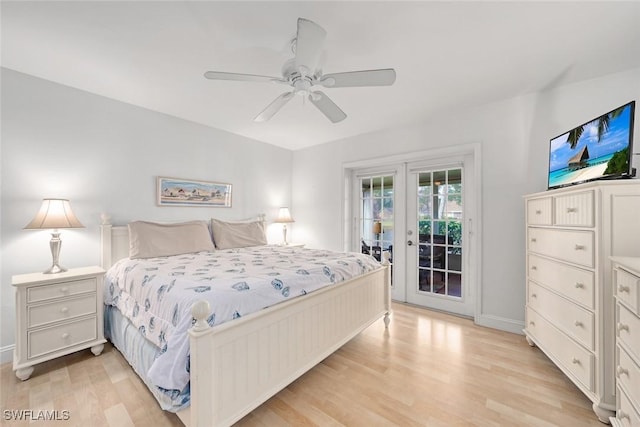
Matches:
[12,266,105,287]
[525,178,640,199]
[611,257,640,275]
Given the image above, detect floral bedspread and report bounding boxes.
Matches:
[103,245,380,394]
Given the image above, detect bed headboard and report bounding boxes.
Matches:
[100,213,267,270]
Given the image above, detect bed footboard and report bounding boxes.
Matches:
[182,263,390,427]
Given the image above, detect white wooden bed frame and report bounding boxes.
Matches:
[100,220,391,427]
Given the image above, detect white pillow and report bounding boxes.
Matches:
[210,218,267,249]
[128,220,215,259]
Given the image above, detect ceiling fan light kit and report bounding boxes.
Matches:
[204,18,396,123]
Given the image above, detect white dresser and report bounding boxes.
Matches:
[611,257,640,427]
[12,266,106,380]
[524,180,640,422]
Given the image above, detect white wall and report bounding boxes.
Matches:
[0,69,293,362]
[292,67,640,333]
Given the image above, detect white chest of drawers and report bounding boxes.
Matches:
[12,266,106,380]
[524,181,640,423]
[611,257,640,427]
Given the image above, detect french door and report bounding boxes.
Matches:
[405,164,473,316]
[349,150,476,318]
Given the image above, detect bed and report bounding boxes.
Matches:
[100,216,391,427]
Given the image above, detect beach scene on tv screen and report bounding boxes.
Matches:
[549,103,633,188]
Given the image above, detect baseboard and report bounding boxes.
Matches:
[0,344,14,365]
[475,313,525,335]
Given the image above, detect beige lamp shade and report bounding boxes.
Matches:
[274,207,295,223]
[24,199,84,274]
[24,199,85,230]
[373,221,382,234]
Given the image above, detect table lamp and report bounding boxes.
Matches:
[24,198,85,274]
[274,207,294,245]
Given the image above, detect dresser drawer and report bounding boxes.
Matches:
[617,345,640,411]
[28,316,97,359]
[526,307,594,391]
[528,282,594,350]
[27,294,97,328]
[617,385,640,427]
[27,278,96,303]
[528,254,594,309]
[616,267,640,315]
[618,304,640,362]
[527,197,553,225]
[528,228,594,268]
[554,191,594,227]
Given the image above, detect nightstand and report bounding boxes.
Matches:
[12,266,106,380]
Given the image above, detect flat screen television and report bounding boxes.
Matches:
[548,100,635,190]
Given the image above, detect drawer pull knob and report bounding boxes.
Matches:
[566,207,578,213]
[618,322,630,332]
[61,333,70,340]
[574,244,586,250]
[617,366,629,377]
[529,321,535,326]
[530,238,537,243]
[574,321,583,327]
[618,285,630,293]
[531,293,537,298]
[575,282,584,289]
[535,210,542,215]
[531,265,537,271]
[60,307,69,314]
[60,287,69,293]
[571,357,580,365]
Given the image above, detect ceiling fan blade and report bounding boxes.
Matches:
[309,91,346,123]
[204,71,281,83]
[319,69,396,88]
[294,18,327,75]
[254,92,295,122]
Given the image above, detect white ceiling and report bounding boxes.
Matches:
[2,1,640,150]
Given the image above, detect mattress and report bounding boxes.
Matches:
[103,245,380,408]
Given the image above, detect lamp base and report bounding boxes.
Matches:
[44,264,67,274]
[44,231,67,274]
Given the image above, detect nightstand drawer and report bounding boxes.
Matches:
[27,294,97,328]
[27,278,96,303]
[28,316,97,359]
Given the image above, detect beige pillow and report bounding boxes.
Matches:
[210,218,267,249]
[128,220,215,259]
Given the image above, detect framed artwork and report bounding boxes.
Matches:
[157,177,232,207]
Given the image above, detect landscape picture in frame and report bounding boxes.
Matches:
[157,177,232,207]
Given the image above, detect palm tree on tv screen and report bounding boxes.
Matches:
[566,105,627,149]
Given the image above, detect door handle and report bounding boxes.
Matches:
[407,240,414,246]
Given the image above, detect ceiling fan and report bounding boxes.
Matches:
[204,18,396,123]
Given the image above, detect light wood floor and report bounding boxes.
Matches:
[1,302,605,426]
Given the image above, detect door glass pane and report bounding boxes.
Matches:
[415,167,463,299]
[418,268,431,292]
[359,174,394,286]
